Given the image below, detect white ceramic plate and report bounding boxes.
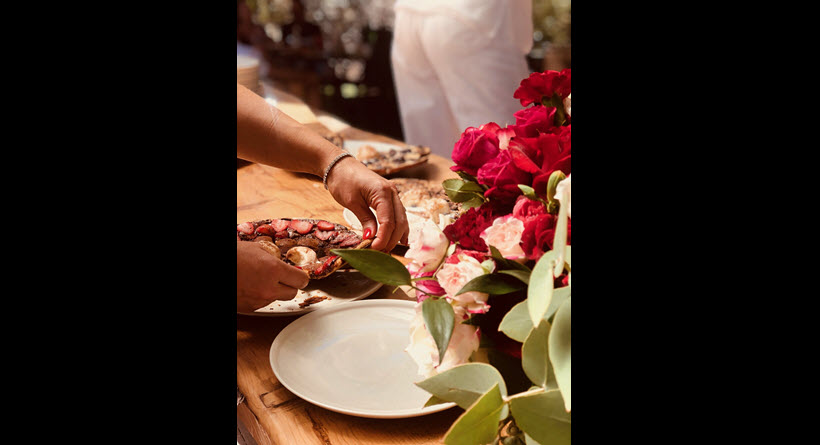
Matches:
[240,270,383,317]
[269,299,456,418]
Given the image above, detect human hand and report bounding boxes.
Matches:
[237,241,310,312]
[325,156,409,252]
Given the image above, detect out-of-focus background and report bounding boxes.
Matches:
[238,0,570,142]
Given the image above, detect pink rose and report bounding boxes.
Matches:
[436,254,490,314]
[410,270,446,303]
[480,215,526,260]
[405,220,449,274]
[405,302,481,377]
[512,195,548,224]
[450,123,501,177]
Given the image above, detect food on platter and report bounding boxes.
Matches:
[237,218,372,279]
[360,144,430,175]
[390,178,461,224]
[345,140,431,175]
[298,295,330,308]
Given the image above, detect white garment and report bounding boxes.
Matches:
[391,0,533,158]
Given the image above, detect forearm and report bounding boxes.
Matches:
[236,83,343,177]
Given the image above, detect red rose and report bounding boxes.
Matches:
[447,245,489,264]
[531,131,571,199]
[450,123,502,177]
[513,69,572,107]
[477,149,532,201]
[509,105,557,138]
[520,214,571,262]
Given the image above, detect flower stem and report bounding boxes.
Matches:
[502,386,546,402]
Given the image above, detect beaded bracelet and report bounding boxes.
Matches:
[322,152,353,190]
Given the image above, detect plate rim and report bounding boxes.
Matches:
[237,273,384,317]
[269,299,457,418]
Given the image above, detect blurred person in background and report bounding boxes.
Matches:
[390,0,533,158]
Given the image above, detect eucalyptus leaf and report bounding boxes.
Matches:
[521,319,551,388]
[443,383,506,445]
[524,433,540,445]
[552,181,569,276]
[330,249,410,286]
[423,395,450,408]
[498,301,533,343]
[544,286,571,321]
[457,273,525,296]
[548,297,571,412]
[510,390,571,445]
[415,363,508,409]
[527,251,555,326]
[422,298,455,365]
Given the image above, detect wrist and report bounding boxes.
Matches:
[323,152,355,190]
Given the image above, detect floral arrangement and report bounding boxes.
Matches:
[334,69,571,445]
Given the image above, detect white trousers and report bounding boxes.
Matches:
[391,6,531,158]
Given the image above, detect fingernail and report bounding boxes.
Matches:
[363,228,373,239]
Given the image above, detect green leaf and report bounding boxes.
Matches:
[548,297,571,412]
[521,319,551,387]
[423,395,450,408]
[527,251,555,326]
[542,93,568,126]
[443,179,485,203]
[457,273,525,296]
[544,286,571,321]
[330,249,411,286]
[545,170,566,203]
[489,246,531,272]
[422,298,455,365]
[518,184,538,200]
[498,301,533,343]
[416,363,508,409]
[443,383,506,445]
[564,246,571,269]
[552,181,569,276]
[499,269,530,285]
[510,390,570,445]
[460,194,486,209]
[454,170,478,184]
